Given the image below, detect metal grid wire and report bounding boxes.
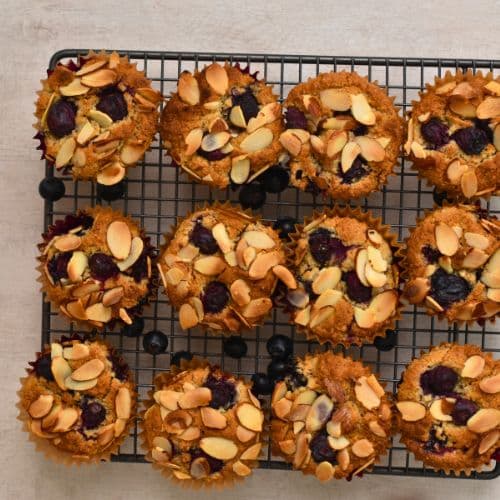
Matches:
[41,50,500,479]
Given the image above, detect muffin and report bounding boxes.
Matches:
[34,50,161,185]
[396,343,500,474]
[160,62,284,189]
[157,203,294,333]
[38,206,157,329]
[404,70,500,200]
[270,352,393,481]
[18,336,136,464]
[281,71,404,200]
[140,360,264,487]
[403,205,500,324]
[284,207,401,346]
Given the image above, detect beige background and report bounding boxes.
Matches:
[0,0,498,498]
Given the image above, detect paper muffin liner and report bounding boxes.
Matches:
[400,202,499,327]
[139,357,264,489]
[282,205,404,347]
[158,200,287,336]
[17,334,137,465]
[37,206,159,333]
[405,69,499,201]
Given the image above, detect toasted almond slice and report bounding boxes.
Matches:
[479,374,500,394]
[101,286,123,307]
[355,376,381,410]
[303,94,322,117]
[309,306,334,328]
[179,426,201,441]
[240,442,262,461]
[236,403,264,432]
[178,71,200,105]
[229,105,246,128]
[200,407,227,429]
[184,128,203,156]
[178,387,211,409]
[115,387,131,419]
[341,141,361,172]
[117,237,144,271]
[212,223,232,253]
[494,124,500,151]
[228,279,251,307]
[55,137,76,169]
[76,120,98,145]
[310,135,325,154]
[76,59,108,76]
[429,399,452,421]
[467,408,500,433]
[352,439,374,458]
[71,358,105,381]
[29,394,54,419]
[365,262,387,288]
[230,155,250,184]
[326,421,342,438]
[425,295,444,312]
[351,93,376,125]
[243,230,276,249]
[31,419,57,439]
[293,432,309,469]
[65,300,87,320]
[81,69,116,88]
[396,401,426,422]
[449,96,476,118]
[486,288,500,303]
[151,446,170,463]
[120,143,144,165]
[205,63,228,95]
[403,118,414,155]
[41,403,62,430]
[97,162,125,185]
[60,77,91,97]
[231,460,251,477]
[404,277,430,304]
[199,437,238,460]
[368,420,386,437]
[319,88,351,111]
[484,81,500,95]
[435,222,459,256]
[312,266,341,294]
[279,439,296,455]
[273,397,293,420]
[51,343,63,359]
[355,249,370,286]
[446,160,468,184]
[418,112,431,122]
[464,232,489,250]
[436,81,457,94]
[353,307,375,329]
[243,246,257,268]
[72,147,86,167]
[313,290,342,313]
[411,141,427,159]
[63,343,89,360]
[66,251,88,282]
[88,109,113,128]
[190,297,204,321]
[51,357,72,390]
[54,234,81,253]
[52,407,79,432]
[461,355,485,379]
[241,127,273,153]
[85,302,112,323]
[476,97,500,119]
[326,131,348,158]
[326,435,350,450]
[287,289,309,309]
[369,290,398,323]
[194,255,226,275]
[273,265,297,289]
[305,394,334,432]
[293,421,305,434]
[354,136,385,161]
[478,430,500,454]
[248,251,282,280]
[315,461,334,482]
[224,249,237,266]
[294,305,311,326]
[243,297,272,318]
[154,390,181,411]
[367,246,388,272]
[246,113,267,134]
[235,425,255,443]
[461,169,478,198]
[337,448,350,471]
[107,220,132,260]
[177,244,199,263]
[200,131,231,152]
[179,303,199,330]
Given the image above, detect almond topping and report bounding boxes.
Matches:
[338,449,350,471]
[352,439,374,458]
[205,63,228,95]
[476,97,500,120]
[51,357,72,390]
[314,289,343,309]
[55,137,77,169]
[404,277,430,304]
[184,128,203,156]
[107,221,132,260]
[364,262,387,287]
[52,407,79,432]
[235,403,263,432]
[273,397,292,420]
[429,399,452,421]
[230,279,251,306]
[212,223,232,253]
[28,394,54,419]
[241,127,273,153]
[243,230,276,249]
[461,355,485,379]
[303,94,322,117]
[411,141,427,159]
[326,131,348,158]
[305,394,334,432]
[396,401,426,422]
[279,439,296,455]
[71,358,105,381]
[487,288,500,303]
[478,430,500,454]
[449,96,477,118]
[315,461,334,482]
[229,105,246,128]
[189,457,210,478]
[232,461,252,477]
[319,89,351,111]
[243,297,272,318]
[467,408,500,433]
[120,143,145,165]
[341,141,361,172]
[368,420,386,437]
[446,160,468,184]
[179,426,201,441]
[369,290,398,323]
[355,376,381,410]
[179,303,199,330]
[367,246,388,272]
[117,237,144,271]
[279,129,302,156]
[353,307,376,329]
[201,131,231,152]
[463,248,489,269]
[312,266,341,294]
[435,222,459,256]
[464,232,490,250]
[355,249,370,286]
[236,425,256,443]
[294,305,311,326]
[81,69,116,88]
[66,251,88,282]
[178,387,211,409]
[115,387,131,419]
[240,442,262,461]
[178,72,200,105]
[461,169,478,198]
[479,374,500,394]
[494,124,500,150]
[194,255,226,275]
[273,265,297,289]
[248,251,282,279]
[102,286,124,307]
[326,421,342,438]
[85,302,112,323]
[199,437,238,460]
[54,234,81,252]
[63,343,89,360]
[293,432,309,469]
[354,136,385,161]
[327,435,350,450]
[351,93,376,125]
[200,407,227,429]
[97,162,126,186]
[309,306,334,328]
[230,155,250,184]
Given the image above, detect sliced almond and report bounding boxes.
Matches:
[327,131,348,158]
[351,93,376,125]
[461,355,485,379]
[194,255,226,275]
[279,439,296,455]
[293,432,309,469]
[65,300,87,320]
[312,266,341,294]
[273,265,297,289]
[494,124,500,151]
[232,461,251,477]
[184,128,203,156]
[273,396,292,420]
[107,221,132,260]
[199,407,227,429]
[314,289,343,310]
[435,222,459,256]
[429,399,452,421]
[66,251,88,282]
[178,72,200,105]
[51,357,72,390]
[120,143,144,165]
[354,307,376,329]
[404,277,430,304]
[63,343,89,361]
[315,461,334,482]
[436,81,457,94]
[41,403,61,430]
[227,279,251,307]
[241,127,273,153]
[248,251,281,280]
[71,358,105,381]
[243,297,272,318]
[487,288,500,302]
[154,390,181,411]
[319,89,351,111]
[230,155,250,184]
[97,162,126,185]
[205,63,228,95]
[114,387,131,420]
[199,437,238,460]
[60,77,90,97]
[178,387,211,409]
[464,232,490,250]
[338,448,350,471]
[326,421,342,438]
[352,439,374,458]
[294,305,311,326]
[88,109,113,128]
[190,457,210,479]
[467,408,500,433]
[76,120,98,145]
[418,112,431,122]
[229,105,246,128]
[411,141,427,159]
[367,246,388,272]
[365,262,387,288]
[81,69,116,88]
[76,59,108,76]
[368,420,386,437]
[303,94,322,117]
[463,248,489,269]
[305,394,334,432]
[327,435,350,450]
[28,394,54,419]
[243,247,257,268]
[287,289,309,309]
[200,131,231,152]
[290,128,311,144]
[354,136,385,161]
[449,96,476,118]
[240,442,261,461]
[179,426,201,441]
[369,290,398,323]
[117,237,144,271]
[85,302,112,323]
[309,306,334,328]
[355,376,381,410]
[236,403,264,432]
[52,407,79,433]
[236,425,256,443]
[55,137,76,169]
[72,147,86,167]
[310,135,325,154]
[243,230,276,249]
[478,430,499,454]
[341,141,361,173]
[461,169,478,198]
[179,303,199,330]
[476,97,500,120]
[102,286,124,307]
[396,401,426,422]
[212,223,232,253]
[356,249,370,286]
[31,419,57,439]
[479,374,500,394]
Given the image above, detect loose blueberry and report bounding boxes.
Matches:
[344,270,372,303]
[231,88,259,122]
[421,118,450,149]
[189,221,218,254]
[251,372,274,396]
[201,281,230,313]
[223,336,248,359]
[96,88,128,122]
[46,99,76,138]
[97,180,126,201]
[190,449,223,473]
[422,245,441,264]
[170,350,193,367]
[142,330,168,355]
[81,400,106,429]
[121,317,144,337]
[310,431,337,464]
[339,157,368,184]
[284,107,308,130]
[266,334,293,361]
[420,365,458,396]
[239,183,266,210]
[89,252,119,281]
[33,353,54,381]
[198,148,227,161]
[432,188,453,207]
[267,359,292,382]
[273,217,297,239]
[430,268,471,308]
[451,397,478,426]
[374,330,397,351]
[204,374,236,409]
[39,177,65,201]
[47,252,72,282]
[451,126,489,155]
[259,166,290,194]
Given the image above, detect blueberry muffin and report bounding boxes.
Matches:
[157,204,294,333]
[160,62,284,189]
[141,361,264,487]
[281,72,404,200]
[404,70,500,200]
[285,207,401,346]
[270,352,393,481]
[38,206,157,329]
[396,343,500,474]
[18,336,136,464]
[34,51,161,185]
[403,205,500,324]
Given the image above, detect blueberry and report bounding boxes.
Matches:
[474,119,494,143]
[309,431,337,464]
[451,397,478,425]
[421,118,450,149]
[267,359,292,382]
[189,221,218,254]
[89,252,119,281]
[108,351,129,381]
[201,281,230,314]
[273,217,297,239]
[284,107,308,130]
[266,334,293,361]
[46,99,76,138]
[451,126,489,155]
[170,350,193,367]
[430,268,471,308]
[33,353,54,381]
[81,400,106,429]
[204,374,236,409]
[239,183,266,210]
[121,317,144,337]
[96,88,128,121]
[423,428,450,454]
[492,448,500,461]
[47,252,72,282]
[259,166,290,194]
[190,449,223,473]
[198,148,227,161]
[353,124,368,136]
[339,157,368,184]
[97,180,126,201]
[39,177,65,201]
[251,372,274,396]
[420,365,458,396]
[374,330,397,351]
[309,229,349,266]
[344,270,372,303]
[422,245,441,264]
[231,88,259,122]
[287,371,308,390]
[130,253,149,282]
[223,336,248,359]
[142,330,168,355]
[432,188,453,207]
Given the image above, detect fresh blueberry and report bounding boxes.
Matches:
[96,88,128,121]
[430,268,471,308]
[89,252,119,281]
[189,221,218,254]
[344,270,372,303]
[451,397,478,426]
[142,330,168,355]
[374,330,397,351]
[310,431,337,464]
[39,177,65,201]
[420,365,458,396]
[81,400,106,429]
[421,118,450,149]
[339,157,368,184]
[198,148,228,161]
[451,126,489,155]
[309,229,349,266]
[204,374,236,409]
[121,317,144,337]
[259,166,290,194]
[251,372,274,396]
[130,253,149,282]
[474,119,494,143]
[422,245,441,264]
[273,217,297,239]
[201,281,230,314]
[231,88,259,122]
[432,188,453,207]
[46,99,76,138]
[33,353,54,381]
[223,336,248,359]
[284,107,308,130]
[170,350,193,367]
[47,252,72,282]
[267,359,292,382]
[266,334,293,361]
[97,180,126,201]
[239,183,266,210]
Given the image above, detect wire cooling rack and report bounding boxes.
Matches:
[41,50,500,479]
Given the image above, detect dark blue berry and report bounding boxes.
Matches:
[46,99,76,138]
[223,336,248,359]
[189,222,218,254]
[251,372,274,396]
[267,359,292,382]
[96,88,128,121]
[121,317,144,337]
[421,118,450,149]
[451,126,489,155]
[273,217,297,239]
[204,374,236,409]
[339,157,368,184]
[259,166,289,194]
[451,397,478,426]
[231,88,259,122]
[81,400,106,429]
[353,124,368,136]
[202,281,230,314]
[310,431,337,464]
[423,428,450,454]
[266,334,293,361]
[374,330,397,351]
[89,252,119,281]
[285,107,308,130]
[420,365,458,396]
[33,353,54,381]
[309,229,349,266]
[239,183,266,210]
[430,268,471,308]
[97,180,126,201]
[198,148,227,161]
[422,245,441,264]
[344,270,372,304]
[432,188,453,207]
[142,330,168,355]
[39,177,65,201]
[474,119,494,143]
